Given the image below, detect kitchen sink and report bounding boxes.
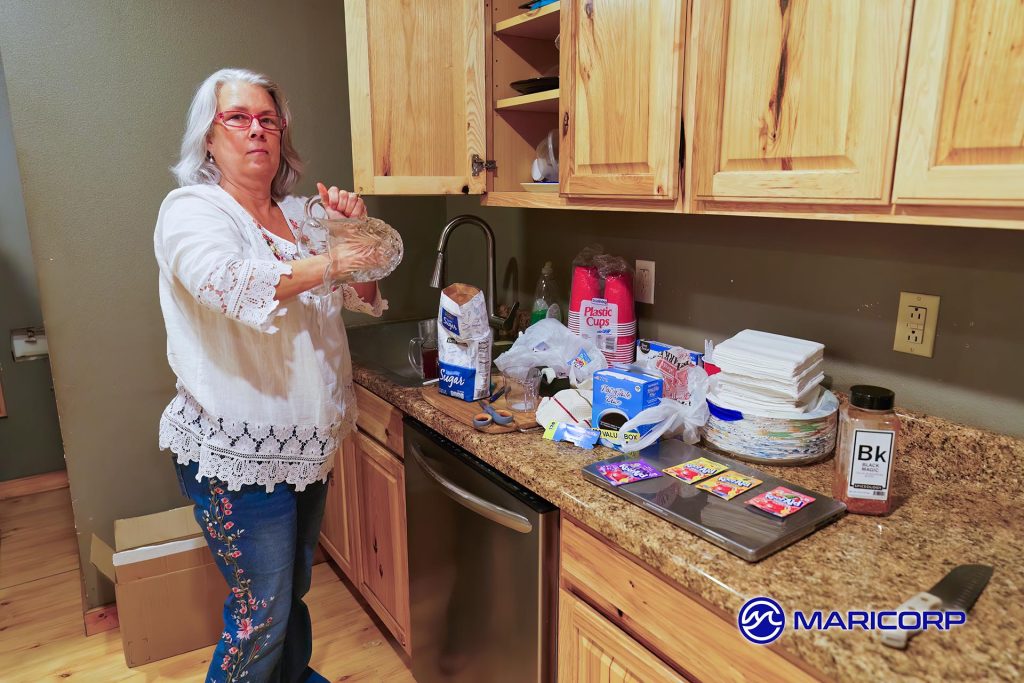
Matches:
[347,318,513,388]
[346,318,426,387]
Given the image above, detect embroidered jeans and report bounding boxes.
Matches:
[175,458,331,683]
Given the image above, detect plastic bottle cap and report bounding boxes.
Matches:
[849,385,895,411]
[542,261,553,276]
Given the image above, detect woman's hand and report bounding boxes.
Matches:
[317,182,367,218]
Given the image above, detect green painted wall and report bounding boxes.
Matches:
[0,0,442,609]
[446,198,1024,438]
[0,48,65,480]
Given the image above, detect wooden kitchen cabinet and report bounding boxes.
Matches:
[558,0,686,200]
[560,517,823,682]
[344,0,486,195]
[686,0,913,205]
[355,430,411,654]
[558,589,686,683]
[893,0,1024,206]
[344,0,686,212]
[319,435,359,585]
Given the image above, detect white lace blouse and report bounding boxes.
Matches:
[155,183,385,491]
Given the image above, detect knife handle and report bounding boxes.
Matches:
[880,592,943,649]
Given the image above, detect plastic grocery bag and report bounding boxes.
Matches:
[495,318,607,387]
[601,366,711,452]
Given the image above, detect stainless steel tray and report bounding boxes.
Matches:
[581,440,846,562]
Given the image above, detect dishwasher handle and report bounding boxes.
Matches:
[409,442,533,534]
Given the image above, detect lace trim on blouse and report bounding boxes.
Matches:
[159,387,356,492]
[195,257,292,333]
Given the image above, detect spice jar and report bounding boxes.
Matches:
[833,385,900,515]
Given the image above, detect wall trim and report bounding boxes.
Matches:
[0,469,68,500]
[84,604,119,636]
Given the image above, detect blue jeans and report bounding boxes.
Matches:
[175,459,330,683]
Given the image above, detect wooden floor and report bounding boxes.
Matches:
[0,488,415,682]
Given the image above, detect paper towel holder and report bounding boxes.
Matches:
[11,326,49,363]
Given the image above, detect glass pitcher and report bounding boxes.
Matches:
[297,196,404,296]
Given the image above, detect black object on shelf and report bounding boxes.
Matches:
[518,0,558,9]
[510,77,559,95]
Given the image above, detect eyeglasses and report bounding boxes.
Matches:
[215,111,287,132]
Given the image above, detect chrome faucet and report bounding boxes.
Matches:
[429,215,519,330]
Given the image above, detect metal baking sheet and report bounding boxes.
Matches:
[582,440,846,562]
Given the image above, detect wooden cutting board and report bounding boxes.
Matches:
[420,386,539,433]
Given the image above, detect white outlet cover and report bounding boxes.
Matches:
[635,260,655,304]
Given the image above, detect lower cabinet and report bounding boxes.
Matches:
[319,435,359,583]
[355,430,411,654]
[558,589,686,683]
[318,416,411,656]
[559,516,823,683]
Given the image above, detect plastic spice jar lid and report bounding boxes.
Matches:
[849,385,895,411]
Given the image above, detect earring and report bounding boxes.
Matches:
[206,151,216,164]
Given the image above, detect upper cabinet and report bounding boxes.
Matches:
[343,0,1023,225]
[558,0,686,200]
[344,0,486,195]
[687,0,913,204]
[893,0,1024,206]
[344,0,687,210]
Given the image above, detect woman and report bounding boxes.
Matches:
[155,68,386,683]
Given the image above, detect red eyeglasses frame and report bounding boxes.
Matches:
[215,110,288,132]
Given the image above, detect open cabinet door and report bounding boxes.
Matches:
[345,0,486,195]
[558,0,686,200]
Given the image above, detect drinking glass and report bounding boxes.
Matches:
[408,318,439,380]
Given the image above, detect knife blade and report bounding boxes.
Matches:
[881,564,993,649]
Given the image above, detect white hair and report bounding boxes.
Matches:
[171,68,303,201]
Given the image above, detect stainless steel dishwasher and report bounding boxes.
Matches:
[404,418,558,683]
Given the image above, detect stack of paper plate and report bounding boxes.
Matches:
[702,389,839,465]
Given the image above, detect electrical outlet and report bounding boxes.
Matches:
[635,260,655,304]
[893,292,940,357]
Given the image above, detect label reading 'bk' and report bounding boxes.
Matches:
[847,429,895,500]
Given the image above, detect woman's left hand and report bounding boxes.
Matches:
[317,182,367,219]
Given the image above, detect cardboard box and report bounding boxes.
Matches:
[91,506,226,667]
[592,368,663,447]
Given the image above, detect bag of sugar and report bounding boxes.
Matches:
[437,283,493,401]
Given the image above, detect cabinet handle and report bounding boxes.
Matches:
[562,111,569,137]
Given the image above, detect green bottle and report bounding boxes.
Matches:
[530,261,562,325]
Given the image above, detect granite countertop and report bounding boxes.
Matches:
[353,365,1023,683]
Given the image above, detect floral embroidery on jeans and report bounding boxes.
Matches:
[200,479,274,682]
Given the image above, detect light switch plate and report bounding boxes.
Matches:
[893,292,940,357]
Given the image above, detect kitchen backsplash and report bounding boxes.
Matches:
[444,196,1024,439]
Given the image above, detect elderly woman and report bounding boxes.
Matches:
[155,68,386,683]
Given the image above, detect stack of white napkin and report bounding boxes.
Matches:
[710,330,824,414]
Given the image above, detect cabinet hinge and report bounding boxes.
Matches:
[471,154,497,176]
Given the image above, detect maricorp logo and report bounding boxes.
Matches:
[738,597,786,644]
[737,596,969,645]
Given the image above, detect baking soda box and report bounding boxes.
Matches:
[592,368,663,446]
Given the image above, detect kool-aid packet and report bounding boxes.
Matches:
[596,460,664,486]
[746,486,815,517]
[663,457,728,484]
[696,470,763,500]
